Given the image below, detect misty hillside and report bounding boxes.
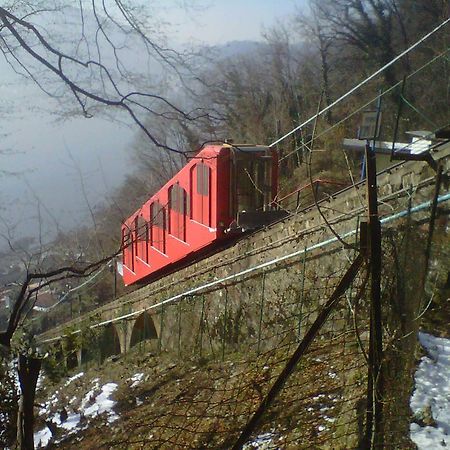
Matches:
[0,2,449,450]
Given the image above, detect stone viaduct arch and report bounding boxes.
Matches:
[79,322,123,367]
[129,311,158,350]
[36,146,450,373]
[99,323,121,362]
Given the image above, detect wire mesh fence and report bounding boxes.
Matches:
[30,22,450,448]
[90,241,369,449]
[82,204,447,450]
[34,162,450,448]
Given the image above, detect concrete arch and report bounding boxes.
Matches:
[66,350,78,370]
[52,342,64,364]
[99,323,121,363]
[129,312,158,349]
[62,338,79,371]
[80,344,97,367]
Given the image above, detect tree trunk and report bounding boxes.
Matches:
[16,355,41,450]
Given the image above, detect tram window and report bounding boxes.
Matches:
[135,215,148,260]
[235,156,269,212]
[134,217,139,256]
[151,202,165,228]
[189,166,195,218]
[124,228,135,271]
[170,184,185,213]
[122,228,130,266]
[150,201,166,253]
[192,163,211,226]
[169,184,187,241]
[185,192,190,217]
[197,163,209,196]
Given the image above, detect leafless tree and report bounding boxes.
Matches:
[0,2,211,447]
[0,235,119,449]
[310,0,448,88]
[0,1,208,154]
[295,0,335,124]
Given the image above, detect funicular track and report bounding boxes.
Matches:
[38,16,450,344]
[38,139,450,344]
[33,17,450,450]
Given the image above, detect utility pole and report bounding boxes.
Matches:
[359,102,384,449]
[364,138,383,449]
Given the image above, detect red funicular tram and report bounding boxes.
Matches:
[121,143,283,286]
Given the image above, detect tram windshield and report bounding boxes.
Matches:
[233,148,272,214]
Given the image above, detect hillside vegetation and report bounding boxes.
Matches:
[1,1,449,449]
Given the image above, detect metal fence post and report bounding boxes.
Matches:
[204,300,215,359]
[346,216,361,320]
[222,288,228,361]
[298,247,307,340]
[158,303,164,355]
[257,272,266,354]
[365,138,384,449]
[178,299,182,358]
[199,295,205,358]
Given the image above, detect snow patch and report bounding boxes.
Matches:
[36,372,45,390]
[243,432,277,449]
[64,372,84,387]
[35,380,119,448]
[60,413,81,431]
[84,382,119,422]
[34,427,52,449]
[38,390,60,416]
[410,332,450,449]
[129,372,144,388]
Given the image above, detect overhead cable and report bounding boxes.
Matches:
[270,17,450,149]
[39,190,450,343]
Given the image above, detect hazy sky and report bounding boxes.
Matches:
[168,0,304,45]
[0,0,306,248]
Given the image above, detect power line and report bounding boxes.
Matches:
[39,190,450,344]
[270,17,450,149]
[278,47,450,164]
[35,262,111,312]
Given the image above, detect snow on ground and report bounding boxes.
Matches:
[34,426,53,449]
[129,372,144,388]
[84,382,119,422]
[58,413,82,431]
[34,378,118,448]
[64,372,84,387]
[36,372,45,390]
[34,409,82,448]
[410,332,450,449]
[243,432,276,449]
[39,390,60,416]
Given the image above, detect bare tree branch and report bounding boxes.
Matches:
[0,4,210,154]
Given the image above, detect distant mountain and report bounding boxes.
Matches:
[211,40,267,59]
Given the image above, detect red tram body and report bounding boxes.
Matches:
[121,144,280,286]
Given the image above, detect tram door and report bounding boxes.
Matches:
[191,163,211,227]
